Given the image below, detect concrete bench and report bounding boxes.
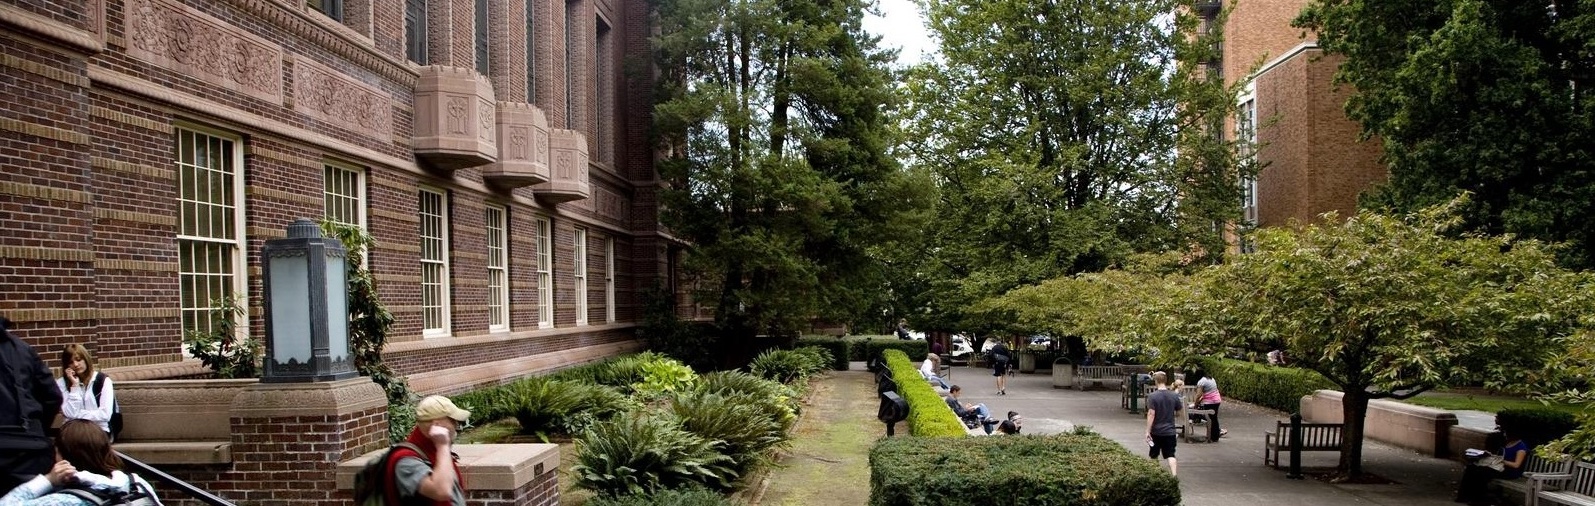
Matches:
[1533,460,1595,506]
[110,378,256,465]
[1263,421,1344,469]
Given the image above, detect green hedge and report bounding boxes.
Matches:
[796,337,850,371]
[1497,408,1580,449]
[882,349,966,438]
[1192,357,1334,414]
[870,433,1180,506]
[862,339,930,363]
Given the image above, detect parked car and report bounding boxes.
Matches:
[949,335,974,358]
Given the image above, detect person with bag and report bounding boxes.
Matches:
[0,419,161,505]
[386,396,468,506]
[55,345,118,439]
[989,340,1013,395]
[1454,425,1528,505]
[0,316,64,493]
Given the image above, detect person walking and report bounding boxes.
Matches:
[56,345,115,438]
[0,316,65,493]
[1144,371,1182,476]
[387,396,468,506]
[1194,370,1227,441]
[989,340,1013,395]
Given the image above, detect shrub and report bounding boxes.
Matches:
[182,296,260,379]
[1192,357,1333,413]
[503,377,591,439]
[1497,408,1580,449]
[796,337,850,370]
[750,347,831,384]
[634,356,700,400]
[696,371,800,425]
[882,349,965,438]
[574,411,737,495]
[869,434,1180,505]
[863,340,929,364]
[672,389,789,474]
[584,487,735,506]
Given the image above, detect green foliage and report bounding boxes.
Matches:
[795,337,850,371]
[451,373,638,440]
[387,402,417,445]
[583,487,735,506]
[1296,0,1595,268]
[869,434,1181,506]
[671,389,790,476]
[634,357,700,401]
[1191,358,1334,414]
[749,347,831,384]
[1496,408,1580,450]
[695,371,800,431]
[638,284,719,371]
[574,411,738,496]
[861,340,929,364]
[506,378,598,440]
[882,350,966,438]
[181,296,260,379]
[320,220,413,442]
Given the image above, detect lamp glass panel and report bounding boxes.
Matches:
[269,253,313,365]
[325,254,349,361]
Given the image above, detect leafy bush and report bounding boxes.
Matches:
[502,377,590,439]
[882,349,965,438]
[574,412,737,495]
[862,340,929,364]
[584,487,735,506]
[182,296,261,379]
[671,389,789,474]
[322,220,413,442]
[1497,408,1580,449]
[870,433,1180,505]
[696,371,800,425]
[634,356,700,400]
[638,284,720,371]
[796,337,850,370]
[750,347,831,384]
[1192,357,1334,413]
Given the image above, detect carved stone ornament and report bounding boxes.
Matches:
[533,128,590,203]
[482,102,551,188]
[413,66,497,170]
[292,57,394,140]
[124,0,284,103]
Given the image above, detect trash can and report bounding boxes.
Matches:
[1052,358,1074,389]
[1018,351,1036,373]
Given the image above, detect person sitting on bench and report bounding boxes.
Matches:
[944,385,998,434]
[919,354,950,390]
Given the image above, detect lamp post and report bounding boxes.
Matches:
[260,218,356,383]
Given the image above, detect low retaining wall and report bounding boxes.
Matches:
[337,443,562,505]
[1300,390,1458,457]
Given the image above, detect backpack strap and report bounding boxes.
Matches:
[382,442,429,505]
[53,488,114,506]
[91,373,108,407]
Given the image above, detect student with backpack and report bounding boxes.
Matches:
[55,345,119,440]
[0,419,161,505]
[358,395,468,506]
[0,316,64,493]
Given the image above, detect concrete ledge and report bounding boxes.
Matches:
[1448,424,1494,461]
[114,441,231,464]
[335,443,560,491]
[406,340,645,396]
[1300,390,1458,457]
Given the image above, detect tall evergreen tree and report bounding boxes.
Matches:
[653,0,922,342]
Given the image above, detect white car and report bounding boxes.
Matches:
[949,335,975,357]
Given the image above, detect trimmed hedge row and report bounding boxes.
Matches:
[1498,408,1580,449]
[870,432,1181,505]
[856,339,930,363]
[1193,357,1334,414]
[796,337,851,371]
[882,349,966,438]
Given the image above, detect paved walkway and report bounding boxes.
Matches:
[933,364,1473,506]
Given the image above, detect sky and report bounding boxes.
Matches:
[861,0,937,67]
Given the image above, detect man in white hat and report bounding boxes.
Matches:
[389,395,469,505]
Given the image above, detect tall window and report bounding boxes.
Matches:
[475,0,490,75]
[604,237,614,323]
[1237,87,1258,254]
[419,188,451,335]
[595,17,612,163]
[485,205,509,331]
[322,163,364,229]
[176,127,244,335]
[308,0,342,21]
[525,0,536,101]
[535,216,553,327]
[406,0,428,64]
[574,228,588,325]
[564,0,577,128]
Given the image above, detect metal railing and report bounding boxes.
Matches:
[115,451,237,506]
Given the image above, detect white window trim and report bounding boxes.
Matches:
[322,160,367,231]
[604,236,615,323]
[174,124,248,341]
[535,216,553,328]
[419,186,452,337]
[574,227,588,326]
[485,204,510,332]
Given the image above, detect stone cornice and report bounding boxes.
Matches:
[224,0,418,85]
[0,4,104,54]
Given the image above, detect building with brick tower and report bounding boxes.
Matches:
[1197,0,1387,237]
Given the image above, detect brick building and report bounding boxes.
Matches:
[0,0,669,392]
[1200,0,1387,232]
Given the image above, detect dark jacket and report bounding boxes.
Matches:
[0,317,62,451]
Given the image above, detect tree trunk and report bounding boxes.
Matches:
[1338,388,1370,478]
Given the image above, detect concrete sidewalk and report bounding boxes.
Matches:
[941,366,1471,506]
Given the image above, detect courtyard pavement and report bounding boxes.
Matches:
[927,363,1478,506]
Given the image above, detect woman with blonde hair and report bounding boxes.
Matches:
[55,345,114,437]
[0,419,161,504]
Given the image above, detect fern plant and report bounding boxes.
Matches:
[671,390,788,472]
[574,412,737,496]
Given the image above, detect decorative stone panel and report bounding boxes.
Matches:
[414,65,497,170]
[482,102,551,188]
[291,57,393,140]
[533,129,590,203]
[123,0,284,102]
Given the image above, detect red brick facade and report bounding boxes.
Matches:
[0,0,668,383]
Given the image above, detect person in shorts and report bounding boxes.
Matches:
[989,341,1012,395]
[1144,371,1182,476]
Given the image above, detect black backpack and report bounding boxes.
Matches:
[52,475,158,505]
[90,374,123,439]
[353,442,427,506]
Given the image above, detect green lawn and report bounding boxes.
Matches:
[1403,391,1582,415]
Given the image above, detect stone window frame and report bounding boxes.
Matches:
[594,14,613,164]
[475,0,491,75]
[174,124,248,338]
[406,0,428,64]
[564,0,578,129]
[574,226,588,326]
[418,186,452,337]
[525,0,537,102]
[307,0,343,22]
[485,203,511,332]
[1236,81,1258,253]
[604,236,614,323]
[535,215,554,328]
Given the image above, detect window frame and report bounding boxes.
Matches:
[604,236,615,323]
[174,124,248,339]
[418,186,452,337]
[475,0,491,75]
[535,216,553,328]
[485,204,510,332]
[574,227,588,326]
[307,0,343,21]
[406,0,428,64]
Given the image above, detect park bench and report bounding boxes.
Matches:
[1533,460,1595,506]
[1489,453,1576,506]
[1263,420,1344,469]
[1078,365,1145,391]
